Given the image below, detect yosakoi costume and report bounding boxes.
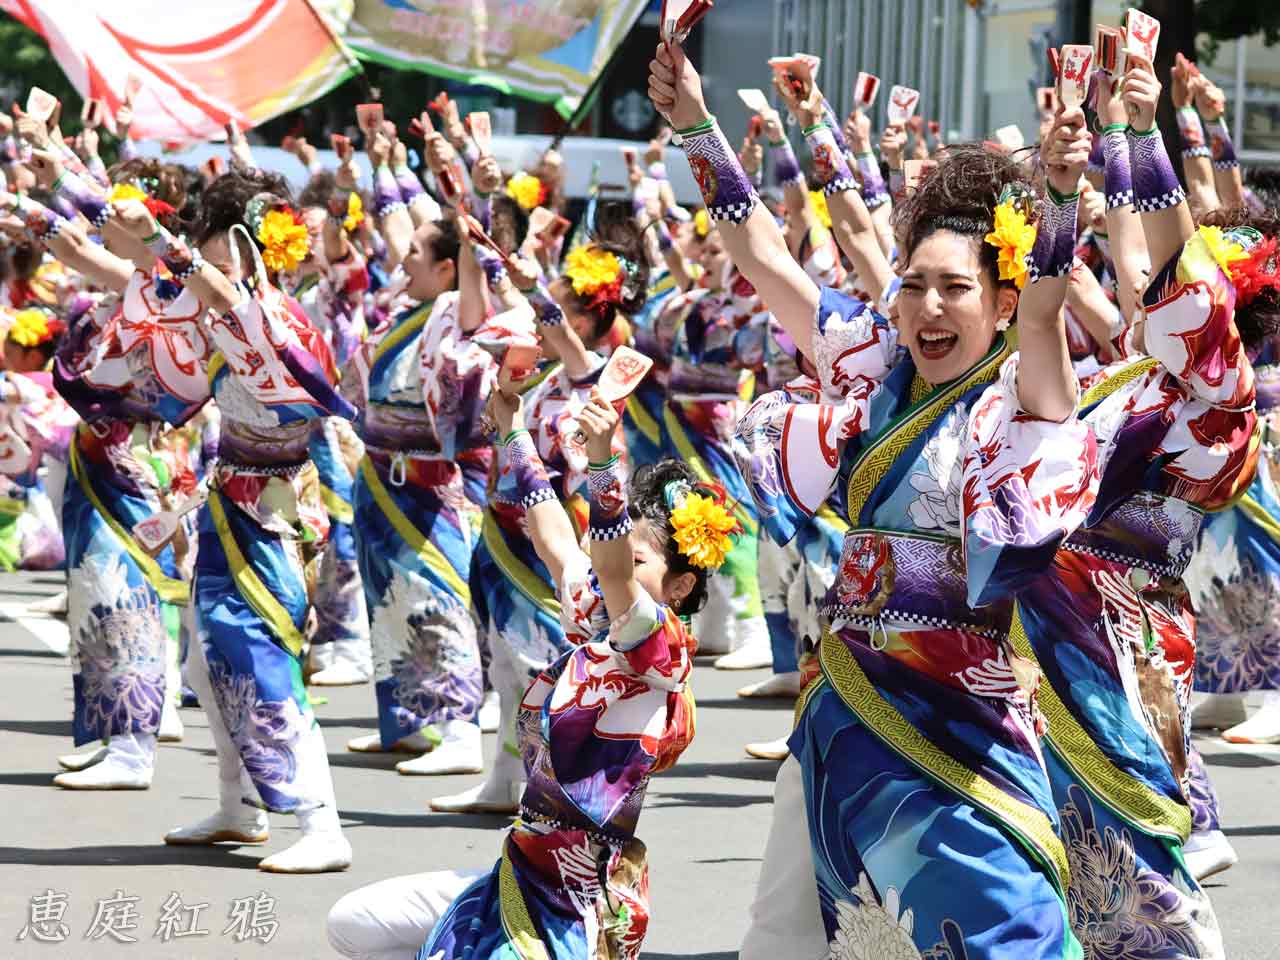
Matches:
[640,272,767,655]
[350,291,528,752]
[293,245,374,682]
[54,268,208,757]
[418,432,697,960]
[699,116,1098,956]
[470,275,627,796]
[0,369,72,572]
[1011,130,1251,960]
[1186,336,1280,699]
[192,233,355,814]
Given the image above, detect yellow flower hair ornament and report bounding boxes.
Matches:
[808,190,832,230]
[664,479,742,570]
[8,308,62,348]
[984,197,1037,292]
[1197,225,1250,280]
[693,208,711,239]
[245,195,311,274]
[564,243,642,312]
[344,192,364,233]
[505,172,547,212]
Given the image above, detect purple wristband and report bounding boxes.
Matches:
[472,244,508,292]
[1028,192,1079,283]
[821,99,851,155]
[655,218,674,253]
[526,280,564,326]
[86,154,109,188]
[680,118,759,225]
[394,165,424,203]
[55,168,110,228]
[460,140,480,171]
[803,124,857,196]
[1127,128,1185,213]
[1101,128,1134,210]
[19,203,66,243]
[505,431,556,510]
[855,152,889,210]
[769,138,803,189]
[1206,119,1238,170]
[588,457,632,538]
[1086,134,1104,175]
[1176,107,1210,159]
[372,165,404,217]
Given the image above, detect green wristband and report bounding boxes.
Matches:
[801,123,830,137]
[502,429,530,445]
[675,117,715,138]
[1100,123,1127,135]
[1045,183,1081,205]
[1128,124,1159,137]
[588,453,619,470]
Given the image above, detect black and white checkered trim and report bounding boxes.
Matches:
[827,608,1004,642]
[708,195,758,225]
[173,254,204,281]
[519,486,557,512]
[1105,189,1134,210]
[1212,159,1239,171]
[822,174,858,197]
[863,189,890,210]
[588,514,634,542]
[1181,146,1211,159]
[1136,188,1185,213]
[89,206,111,229]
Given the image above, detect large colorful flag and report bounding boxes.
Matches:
[0,0,359,144]
[346,0,649,123]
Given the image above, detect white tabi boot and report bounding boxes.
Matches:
[164,771,269,845]
[54,732,154,789]
[397,719,484,775]
[478,689,500,733]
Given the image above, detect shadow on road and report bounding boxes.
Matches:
[0,844,262,869]
[685,697,793,712]
[315,715,378,731]
[0,719,71,736]
[657,761,781,783]
[1223,824,1280,837]
[1203,752,1278,769]
[647,791,770,810]
[339,809,514,831]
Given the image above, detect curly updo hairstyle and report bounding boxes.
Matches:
[891,144,1039,290]
[627,459,713,616]
[189,169,294,268]
[1200,206,1280,349]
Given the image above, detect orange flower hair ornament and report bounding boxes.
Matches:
[245,195,310,274]
[563,244,640,312]
[663,479,742,570]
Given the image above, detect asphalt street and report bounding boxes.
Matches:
[1,570,1277,959]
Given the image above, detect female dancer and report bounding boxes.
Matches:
[4,149,203,790]
[650,43,1100,958]
[433,226,649,813]
[136,170,357,873]
[328,388,721,960]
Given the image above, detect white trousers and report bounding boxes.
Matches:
[327,869,485,960]
[739,756,829,960]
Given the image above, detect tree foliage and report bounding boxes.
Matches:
[0,17,83,128]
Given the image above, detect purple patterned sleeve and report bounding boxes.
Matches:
[17,201,67,243]
[472,244,508,293]
[54,168,110,229]
[679,118,759,225]
[1,135,17,164]
[1028,192,1079,283]
[503,430,556,510]
[803,124,857,196]
[1176,107,1210,159]
[526,280,565,327]
[588,456,633,541]
[1205,119,1238,170]
[820,98,851,155]
[1086,134,1104,175]
[854,151,889,210]
[769,137,803,189]
[1127,128,1185,212]
[118,137,137,162]
[459,139,480,171]
[654,218,674,254]
[146,226,203,282]
[394,165,424,203]
[372,164,405,217]
[1101,127,1134,210]
[85,153,109,187]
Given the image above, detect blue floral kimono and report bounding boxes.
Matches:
[350,293,528,749]
[195,277,354,812]
[735,287,1100,959]
[54,272,210,747]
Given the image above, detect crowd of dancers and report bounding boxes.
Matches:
[1,26,1278,960]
